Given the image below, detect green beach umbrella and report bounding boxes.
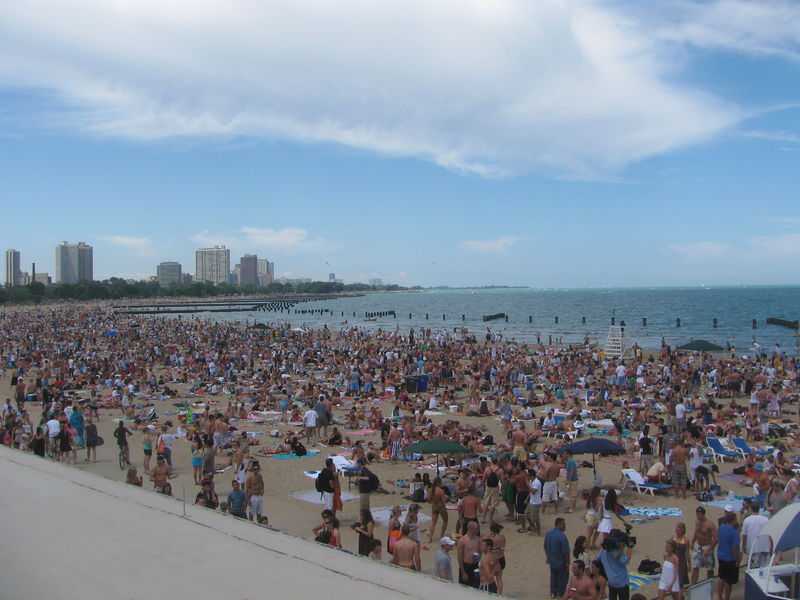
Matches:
[405,438,471,470]
[405,439,471,455]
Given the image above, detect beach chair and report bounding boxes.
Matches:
[731,437,772,459]
[706,437,739,463]
[621,468,672,496]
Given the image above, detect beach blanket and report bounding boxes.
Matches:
[271,449,320,460]
[371,505,432,527]
[703,498,744,512]
[344,429,377,437]
[290,490,359,505]
[629,574,660,591]
[623,507,683,518]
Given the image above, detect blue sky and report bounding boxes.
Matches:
[1,0,799,287]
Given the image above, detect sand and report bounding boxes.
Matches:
[1,369,752,599]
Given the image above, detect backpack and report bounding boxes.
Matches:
[367,470,380,493]
[638,559,661,575]
[315,469,331,493]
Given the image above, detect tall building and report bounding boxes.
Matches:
[195,246,230,284]
[256,258,275,287]
[156,261,182,287]
[239,254,258,287]
[4,249,21,287]
[55,242,93,284]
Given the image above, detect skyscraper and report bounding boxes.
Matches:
[195,246,230,284]
[4,249,21,287]
[239,254,258,287]
[157,261,182,287]
[257,258,275,285]
[55,242,93,284]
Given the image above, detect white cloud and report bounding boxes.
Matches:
[668,241,730,259]
[648,0,800,61]
[0,0,742,178]
[741,130,800,144]
[190,227,318,254]
[100,235,155,257]
[241,227,308,250]
[461,236,520,253]
[749,234,800,257]
[670,233,800,261]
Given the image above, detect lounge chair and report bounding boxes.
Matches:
[731,437,772,459]
[622,468,672,496]
[706,436,739,463]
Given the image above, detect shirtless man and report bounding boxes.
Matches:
[563,560,597,600]
[541,454,561,514]
[479,538,503,594]
[512,424,528,462]
[670,441,689,499]
[458,520,482,588]
[151,456,173,495]
[691,506,718,584]
[460,493,482,535]
[391,525,421,571]
[482,459,502,525]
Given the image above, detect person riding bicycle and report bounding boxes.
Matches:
[115,421,133,465]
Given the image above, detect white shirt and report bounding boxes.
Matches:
[675,403,686,420]
[303,409,318,427]
[742,514,770,554]
[615,365,626,378]
[529,478,543,505]
[46,418,61,437]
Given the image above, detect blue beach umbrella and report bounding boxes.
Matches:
[559,437,625,478]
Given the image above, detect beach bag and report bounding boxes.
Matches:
[367,471,380,493]
[638,559,661,575]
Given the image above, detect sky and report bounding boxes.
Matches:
[1,0,799,288]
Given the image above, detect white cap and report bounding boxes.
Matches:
[724,504,735,512]
[440,536,456,546]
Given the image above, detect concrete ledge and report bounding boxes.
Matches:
[0,446,486,599]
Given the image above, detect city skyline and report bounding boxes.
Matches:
[1,2,799,287]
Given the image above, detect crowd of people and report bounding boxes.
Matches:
[1,303,799,599]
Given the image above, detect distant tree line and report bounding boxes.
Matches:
[0,278,414,305]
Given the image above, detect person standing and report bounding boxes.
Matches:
[227,480,247,519]
[457,520,482,588]
[670,441,689,500]
[565,450,580,513]
[691,506,718,584]
[435,536,456,581]
[657,539,682,600]
[741,501,770,568]
[84,417,98,463]
[245,461,265,522]
[598,537,633,600]
[716,512,741,600]
[544,517,570,598]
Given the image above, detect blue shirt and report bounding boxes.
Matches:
[717,524,740,562]
[566,458,578,482]
[598,550,630,588]
[543,528,570,568]
[227,490,247,516]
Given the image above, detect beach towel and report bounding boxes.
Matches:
[623,507,683,518]
[344,429,377,437]
[371,505,432,527]
[629,574,660,591]
[271,449,320,460]
[703,498,744,512]
[290,490,359,505]
[423,411,444,416]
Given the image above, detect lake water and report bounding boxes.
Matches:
[210,286,800,354]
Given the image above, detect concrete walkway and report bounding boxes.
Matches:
[0,446,483,600]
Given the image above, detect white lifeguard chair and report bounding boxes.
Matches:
[605,325,624,359]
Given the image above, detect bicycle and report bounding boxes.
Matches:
[118,445,130,470]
